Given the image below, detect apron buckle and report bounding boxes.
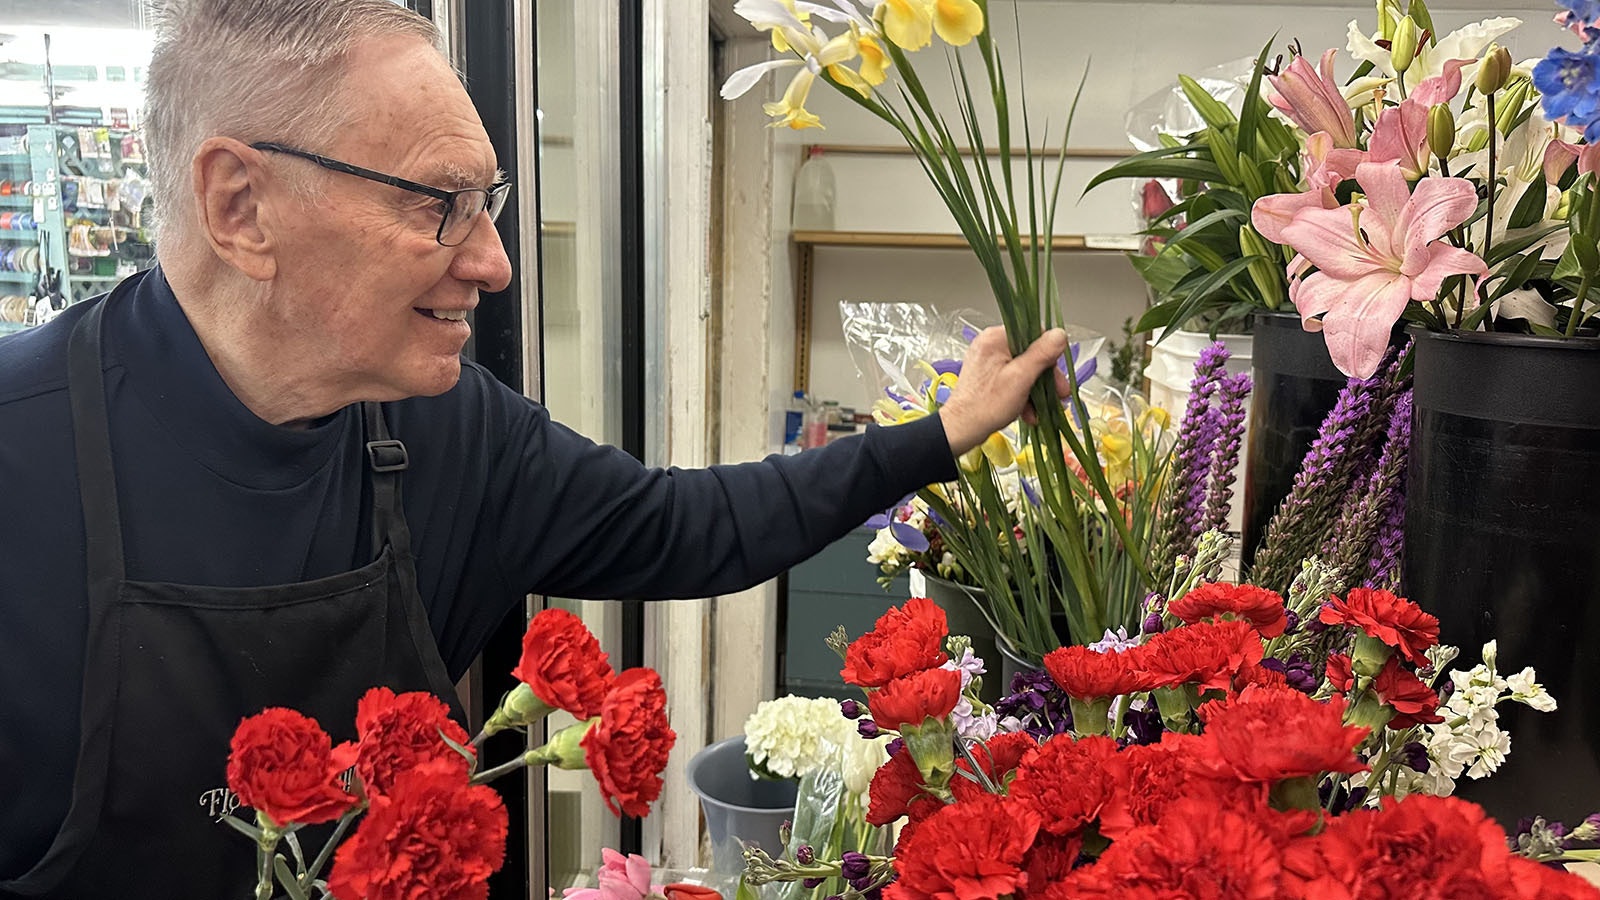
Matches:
[365,439,410,472]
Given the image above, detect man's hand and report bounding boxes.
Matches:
[938,326,1073,457]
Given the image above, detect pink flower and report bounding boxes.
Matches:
[1544,139,1600,182]
[563,849,662,900]
[1269,49,1359,149]
[1368,60,1470,179]
[1281,162,1487,377]
[1252,132,1366,243]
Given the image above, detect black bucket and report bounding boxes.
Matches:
[1406,326,1600,827]
[1241,311,1347,567]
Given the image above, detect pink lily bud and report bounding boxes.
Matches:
[1268,49,1359,149]
[1545,141,1580,184]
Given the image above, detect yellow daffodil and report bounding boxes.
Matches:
[931,0,984,47]
[876,0,933,51]
[1137,406,1171,434]
[856,29,891,86]
[958,431,1015,474]
[873,398,927,426]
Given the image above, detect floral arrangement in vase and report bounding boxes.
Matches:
[1255,0,1600,376]
[221,608,675,900]
[722,0,1169,657]
[738,587,1600,898]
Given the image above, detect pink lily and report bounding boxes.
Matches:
[1544,139,1600,182]
[1251,131,1367,243]
[1368,59,1471,179]
[1280,162,1487,378]
[1268,49,1359,149]
[564,849,663,900]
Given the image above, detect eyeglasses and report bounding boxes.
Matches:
[250,141,511,247]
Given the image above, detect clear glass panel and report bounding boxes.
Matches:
[534,0,626,890]
[0,5,155,324]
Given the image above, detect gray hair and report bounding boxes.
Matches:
[144,0,442,252]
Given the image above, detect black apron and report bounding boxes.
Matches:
[1,291,461,899]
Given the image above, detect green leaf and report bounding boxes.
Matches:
[1485,224,1565,267]
[221,815,264,842]
[1236,38,1277,159]
[1507,180,1550,231]
[1153,256,1261,337]
[1083,144,1216,193]
[273,856,310,900]
[1408,0,1437,44]
[1129,250,1192,295]
[1575,230,1600,274]
[1532,322,1564,337]
[1180,74,1238,130]
[1136,296,1193,334]
[440,727,479,776]
[1158,208,1247,253]
[1489,251,1543,300]
[736,878,761,900]
[1206,128,1242,185]
[1556,240,1584,280]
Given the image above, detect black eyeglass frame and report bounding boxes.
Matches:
[250,141,512,247]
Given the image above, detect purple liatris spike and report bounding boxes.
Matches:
[1202,371,1252,535]
[1363,392,1413,591]
[1151,343,1233,586]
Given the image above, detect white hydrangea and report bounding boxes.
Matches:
[743,696,854,780]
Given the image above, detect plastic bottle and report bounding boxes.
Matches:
[783,390,806,455]
[802,395,829,449]
[791,146,835,231]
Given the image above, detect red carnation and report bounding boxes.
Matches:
[882,794,1039,900]
[1169,583,1289,638]
[1372,657,1444,729]
[1235,662,1291,692]
[1326,654,1355,693]
[354,687,474,797]
[1281,795,1533,899]
[952,731,1039,801]
[1504,855,1600,899]
[1009,735,1118,836]
[1320,588,1440,667]
[1197,685,1369,783]
[1099,732,1263,840]
[226,707,357,827]
[842,597,949,688]
[581,668,677,817]
[329,759,507,900]
[867,746,927,826]
[1018,832,1083,898]
[513,608,615,719]
[1051,798,1283,899]
[867,667,962,731]
[1136,619,1264,693]
[1042,644,1159,700]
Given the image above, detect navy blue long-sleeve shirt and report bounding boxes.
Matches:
[0,268,957,879]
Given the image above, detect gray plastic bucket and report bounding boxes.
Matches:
[686,735,797,881]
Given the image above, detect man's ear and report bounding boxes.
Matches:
[191,137,277,282]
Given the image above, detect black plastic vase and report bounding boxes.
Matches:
[1406,327,1600,827]
[1241,311,1347,567]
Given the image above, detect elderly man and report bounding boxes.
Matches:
[0,0,1068,896]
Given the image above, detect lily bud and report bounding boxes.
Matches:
[1376,0,1401,41]
[1427,104,1457,162]
[1390,17,1420,75]
[1476,44,1512,94]
[1496,78,1532,136]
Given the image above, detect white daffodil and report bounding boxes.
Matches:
[1346,16,1521,96]
[721,19,876,129]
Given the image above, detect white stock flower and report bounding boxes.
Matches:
[743,696,855,779]
[1506,667,1558,713]
[1464,724,1511,779]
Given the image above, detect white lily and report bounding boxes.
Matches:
[1346,15,1522,96]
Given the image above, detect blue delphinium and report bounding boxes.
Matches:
[1539,2,1600,141]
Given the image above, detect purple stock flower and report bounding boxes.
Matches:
[1399,741,1430,774]
[1123,704,1164,746]
[1141,611,1166,636]
[885,737,905,757]
[996,667,1074,738]
[802,878,825,889]
[840,852,871,883]
[840,698,863,720]
[858,719,881,739]
[796,845,816,864]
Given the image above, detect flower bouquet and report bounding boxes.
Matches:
[737,561,1600,898]
[723,0,1167,656]
[1253,0,1600,376]
[220,609,675,900]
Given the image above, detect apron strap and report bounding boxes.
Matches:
[361,401,413,560]
[67,298,126,593]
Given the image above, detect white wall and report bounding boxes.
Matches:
[744,0,1565,406]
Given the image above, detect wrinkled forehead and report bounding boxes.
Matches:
[334,34,499,187]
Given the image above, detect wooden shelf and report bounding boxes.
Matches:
[802,143,1130,161]
[793,229,1137,252]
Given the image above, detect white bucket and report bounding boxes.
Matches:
[1145,331,1254,542]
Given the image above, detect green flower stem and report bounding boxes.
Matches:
[1473,89,1497,331]
[1568,268,1597,337]
[301,805,362,888]
[470,747,549,786]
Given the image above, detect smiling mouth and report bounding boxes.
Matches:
[417,308,470,321]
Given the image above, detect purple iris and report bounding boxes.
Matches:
[1056,342,1098,386]
[1020,478,1042,508]
[1536,45,1600,141]
[863,493,929,553]
[1557,0,1600,23]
